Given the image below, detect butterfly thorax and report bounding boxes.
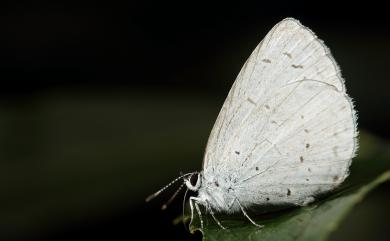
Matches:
[195,173,241,213]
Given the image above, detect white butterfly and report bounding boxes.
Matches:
[147,18,358,229]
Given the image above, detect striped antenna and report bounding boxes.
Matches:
[145,172,194,202]
[161,181,186,210]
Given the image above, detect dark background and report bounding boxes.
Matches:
[1,1,389,241]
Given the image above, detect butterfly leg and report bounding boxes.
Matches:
[235,198,264,228]
[195,201,204,229]
[189,197,204,229]
[206,202,227,229]
[188,196,195,228]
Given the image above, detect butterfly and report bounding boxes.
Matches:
[146,18,358,229]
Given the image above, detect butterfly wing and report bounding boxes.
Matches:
[232,79,357,206]
[202,18,357,206]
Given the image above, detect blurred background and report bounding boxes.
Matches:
[1,1,389,241]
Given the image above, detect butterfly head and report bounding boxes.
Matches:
[185,172,202,192]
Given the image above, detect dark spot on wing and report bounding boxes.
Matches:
[255,166,259,171]
[262,58,272,63]
[304,129,309,133]
[247,97,256,105]
[287,189,291,196]
[292,64,304,69]
[215,181,219,187]
[300,156,304,163]
[283,52,292,58]
[308,168,311,172]
[235,151,240,155]
[265,104,270,109]
[266,197,270,201]
[333,175,339,182]
[306,143,310,149]
[333,146,338,156]
[306,178,310,181]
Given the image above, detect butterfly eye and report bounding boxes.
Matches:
[189,173,198,187]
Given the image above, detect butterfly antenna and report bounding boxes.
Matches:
[145,172,194,202]
[161,181,185,210]
[182,187,190,231]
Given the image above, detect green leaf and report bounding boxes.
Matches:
[187,131,390,241]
